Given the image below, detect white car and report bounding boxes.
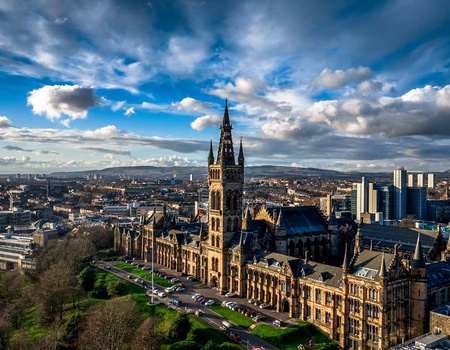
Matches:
[152,289,160,295]
[158,292,166,298]
[134,278,144,283]
[165,287,174,293]
[192,293,201,300]
[225,292,236,297]
[131,261,139,266]
[176,287,185,292]
[204,299,215,306]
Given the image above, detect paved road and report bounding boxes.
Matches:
[100,261,283,350]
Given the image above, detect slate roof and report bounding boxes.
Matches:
[426,261,450,289]
[266,206,328,235]
[302,261,343,288]
[351,249,396,282]
[361,225,435,254]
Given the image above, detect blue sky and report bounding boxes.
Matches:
[0,0,450,174]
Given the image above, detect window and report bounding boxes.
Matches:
[325,312,331,324]
[306,305,311,317]
[306,286,311,299]
[349,298,360,313]
[315,289,322,303]
[326,292,332,303]
[367,324,379,342]
[349,318,360,336]
[336,316,341,327]
[350,283,359,295]
[315,308,321,321]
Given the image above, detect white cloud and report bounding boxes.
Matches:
[111,101,126,112]
[83,125,119,139]
[172,97,211,114]
[125,107,135,116]
[27,85,100,121]
[190,115,221,130]
[0,116,12,128]
[312,67,373,89]
[164,36,210,75]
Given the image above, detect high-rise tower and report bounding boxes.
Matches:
[207,101,244,291]
[394,167,407,220]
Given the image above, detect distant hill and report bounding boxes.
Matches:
[49,165,392,179]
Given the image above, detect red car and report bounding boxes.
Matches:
[196,295,206,303]
[230,332,241,341]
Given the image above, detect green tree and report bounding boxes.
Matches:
[79,266,96,292]
[0,316,12,350]
[169,340,199,350]
[167,313,191,343]
[107,279,128,297]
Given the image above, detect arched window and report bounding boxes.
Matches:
[226,196,231,210]
[211,218,216,231]
[233,194,238,210]
[216,218,220,230]
[210,191,216,210]
[216,193,221,210]
[216,236,220,247]
[227,218,232,231]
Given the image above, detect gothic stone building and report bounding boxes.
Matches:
[115,103,450,349]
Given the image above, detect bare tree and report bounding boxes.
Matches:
[79,296,139,350]
[131,317,164,350]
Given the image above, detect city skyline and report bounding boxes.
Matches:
[0,0,450,174]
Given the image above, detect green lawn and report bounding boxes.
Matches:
[209,305,254,329]
[114,261,174,287]
[251,321,338,350]
[95,267,144,293]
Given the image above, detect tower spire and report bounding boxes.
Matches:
[379,252,387,279]
[411,233,426,268]
[238,137,244,166]
[216,100,235,165]
[208,139,214,165]
[342,243,349,273]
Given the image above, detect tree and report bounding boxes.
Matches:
[0,316,12,350]
[79,296,139,350]
[78,267,96,292]
[131,317,164,350]
[166,313,191,343]
[107,280,128,297]
[169,340,199,350]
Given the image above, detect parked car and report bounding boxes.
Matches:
[204,299,215,306]
[222,321,232,329]
[134,278,144,283]
[254,300,262,306]
[225,292,236,297]
[170,278,180,283]
[229,332,241,341]
[126,275,133,279]
[196,296,206,303]
[187,275,198,282]
[273,319,283,327]
[171,299,182,306]
[253,314,266,321]
[248,298,255,304]
[220,325,230,334]
[158,292,166,298]
[260,303,271,309]
[126,260,133,264]
[165,287,174,293]
[176,287,185,292]
[192,293,201,300]
[152,289,160,295]
[104,265,111,269]
[131,261,139,266]
[195,310,204,317]
[142,266,151,270]
[177,283,185,288]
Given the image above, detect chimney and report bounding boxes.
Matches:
[305,250,310,263]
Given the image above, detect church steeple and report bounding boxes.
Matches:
[208,139,214,165]
[216,100,235,165]
[238,137,244,166]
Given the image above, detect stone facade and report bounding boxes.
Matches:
[114,103,450,349]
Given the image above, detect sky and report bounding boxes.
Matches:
[0,0,450,174]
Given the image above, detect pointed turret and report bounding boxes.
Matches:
[354,226,363,255]
[328,207,337,231]
[411,233,426,268]
[379,252,387,279]
[342,243,349,273]
[216,100,235,165]
[208,139,214,165]
[238,137,244,166]
[276,207,285,228]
